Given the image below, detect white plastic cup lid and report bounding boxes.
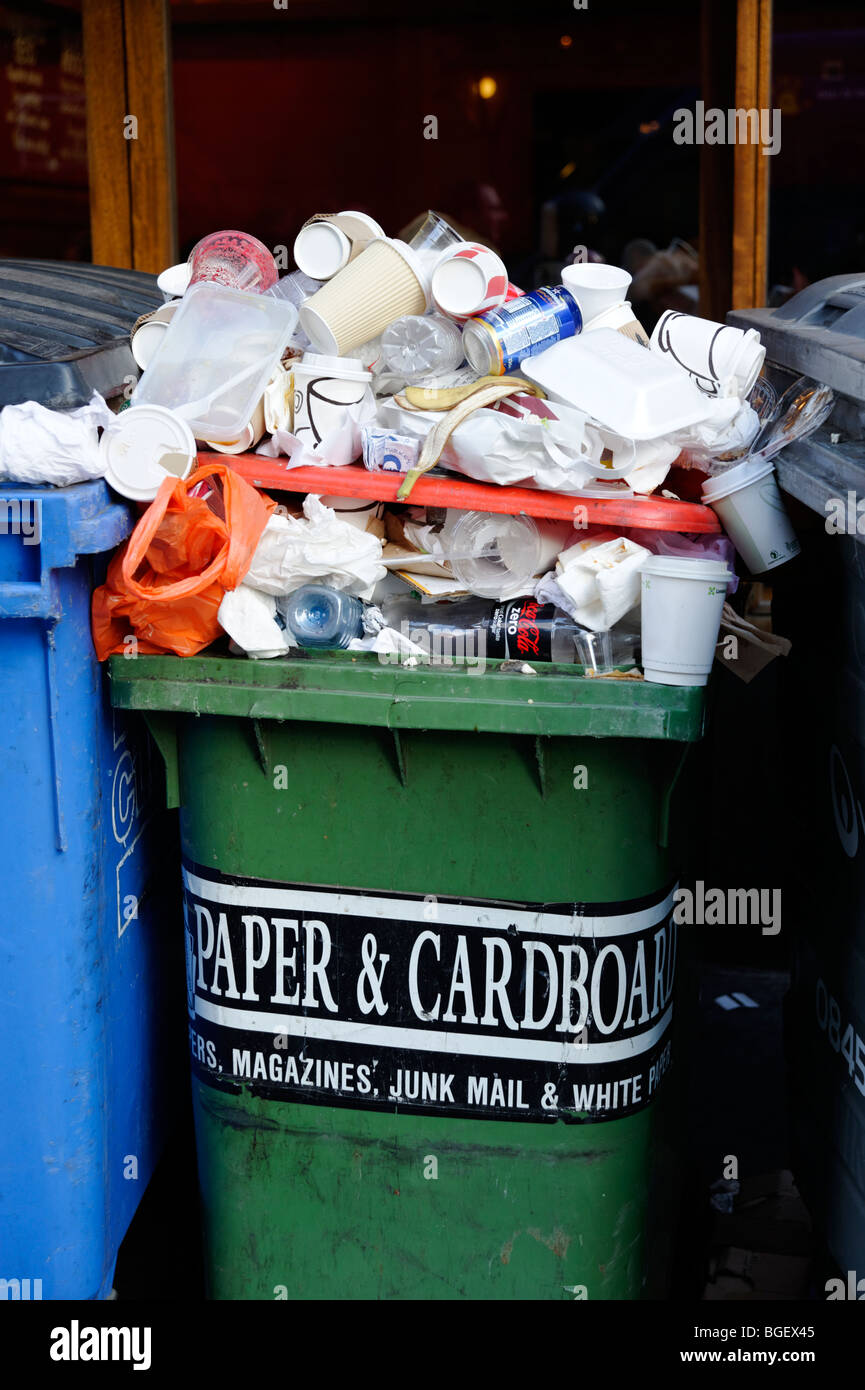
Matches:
[297,351,372,380]
[432,258,488,315]
[294,223,351,280]
[101,405,196,502]
[338,210,385,238]
[701,455,776,504]
[641,554,732,583]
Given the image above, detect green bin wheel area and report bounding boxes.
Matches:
[110,653,703,1300]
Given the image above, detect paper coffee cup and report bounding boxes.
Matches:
[641,555,732,686]
[131,301,180,369]
[651,310,766,399]
[292,352,372,445]
[581,299,650,345]
[203,395,266,454]
[431,242,509,320]
[299,238,429,356]
[294,211,385,281]
[701,457,801,573]
[101,404,196,501]
[561,263,632,324]
[320,495,385,531]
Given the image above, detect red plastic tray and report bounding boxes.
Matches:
[216,456,721,533]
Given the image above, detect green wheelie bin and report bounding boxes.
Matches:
[109,649,704,1300]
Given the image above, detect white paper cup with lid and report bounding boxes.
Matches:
[131,301,180,369]
[701,456,800,573]
[100,404,196,502]
[640,554,732,686]
[292,352,373,446]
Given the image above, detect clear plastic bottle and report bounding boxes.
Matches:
[380,314,465,382]
[381,595,585,663]
[282,585,364,650]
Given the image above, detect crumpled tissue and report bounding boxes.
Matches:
[243,493,386,601]
[0,391,115,485]
[218,584,293,659]
[535,532,651,630]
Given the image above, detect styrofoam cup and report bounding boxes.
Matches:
[641,555,732,686]
[561,262,632,324]
[651,310,766,399]
[701,456,801,573]
[299,238,429,356]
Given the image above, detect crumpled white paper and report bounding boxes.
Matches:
[243,493,386,601]
[218,584,293,659]
[535,532,650,631]
[0,391,115,485]
[376,397,599,494]
[256,393,376,469]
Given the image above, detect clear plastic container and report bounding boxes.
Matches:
[441,511,572,601]
[132,282,298,443]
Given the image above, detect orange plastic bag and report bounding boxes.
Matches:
[92,461,275,659]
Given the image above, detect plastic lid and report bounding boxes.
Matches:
[700,454,775,504]
[101,404,196,501]
[293,222,351,280]
[338,210,385,238]
[297,304,340,356]
[641,554,732,583]
[432,257,487,316]
[157,262,192,297]
[296,351,372,380]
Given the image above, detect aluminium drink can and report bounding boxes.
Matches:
[462,286,582,376]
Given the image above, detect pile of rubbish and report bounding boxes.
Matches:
[1,214,836,682]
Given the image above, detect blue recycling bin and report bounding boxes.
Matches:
[0,479,177,1300]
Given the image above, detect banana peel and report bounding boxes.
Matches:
[396,375,546,412]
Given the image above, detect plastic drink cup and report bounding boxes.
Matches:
[640,555,732,686]
[650,310,766,399]
[188,230,278,293]
[701,456,801,573]
[431,243,509,321]
[299,238,429,356]
[443,512,574,601]
[561,263,632,325]
[293,211,385,281]
[408,211,463,276]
